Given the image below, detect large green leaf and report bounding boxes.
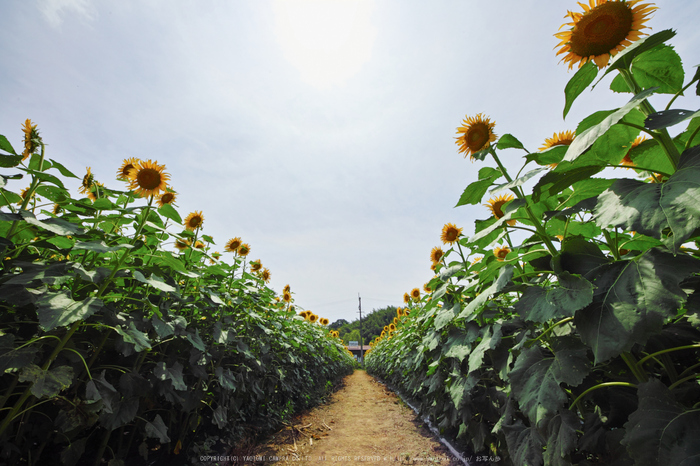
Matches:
[133,270,177,293]
[0,135,18,155]
[455,167,502,207]
[594,145,700,252]
[575,248,700,363]
[467,324,502,373]
[509,344,589,427]
[564,60,598,119]
[544,410,580,466]
[496,133,525,150]
[490,167,548,195]
[0,334,38,373]
[36,291,106,332]
[114,322,152,352]
[645,109,700,131]
[622,378,700,466]
[144,414,171,444]
[18,364,74,398]
[602,29,676,77]
[515,271,594,323]
[503,420,545,466]
[18,210,82,235]
[610,45,685,95]
[154,361,187,391]
[563,88,657,163]
[457,265,513,320]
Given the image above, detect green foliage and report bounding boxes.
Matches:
[367,20,700,466]
[334,306,398,345]
[0,133,354,465]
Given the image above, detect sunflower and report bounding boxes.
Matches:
[52,203,62,215]
[393,317,398,325]
[157,191,177,207]
[260,268,271,283]
[320,317,329,326]
[471,256,483,265]
[430,246,444,265]
[299,310,309,319]
[484,194,516,226]
[237,243,251,257]
[211,251,221,261]
[396,307,404,317]
[403,293,411,304]
[493,246,511,261]
[389,323,396,332]
[423,283,432,293]
[79,167,95,196]
[117,157,140,181]
[455,113,497,160]
[127,159,170,198]
[18,187,34,205]
[175,239,191,251]
[225,237,242,253]
[308,313,319,323]
[555,0,657,70]
[21,119,41,161]
[283,291,292,303]
[194,240,205,249]
[404,310,410,316]
[250,259,262,272]
[620,136,646,167]
[440,223,463,245]
[410,288,421,301]
[539,130,576,152]
[184,211,204,231]
[283,284,291,293]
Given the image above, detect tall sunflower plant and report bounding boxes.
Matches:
[0,123,353,464]
[367,2,700,465]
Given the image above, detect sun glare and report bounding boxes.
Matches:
[273,0,376,88]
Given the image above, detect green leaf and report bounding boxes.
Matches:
[594,145,700,252]
[0,154,23,168]
[490,167,548,195]
[509,344,590,427]
[603,29,677,77]
[0,334,38,373]
[433,302,460,331]
[564,88,657,163]
[36,291,106,332]
[496,134,525,150]
[99,397,139,431]
[133,270,177,293]
[144,414,171,444]
[628,44,685,95]
[48,159,78,179]
[533,166,604,203]
[448,373,478,409]
[557,236,609,277]
[60,437,88,466]
[186,329,206,352]
[544,411,581,466]
[455,167,502,207]
[575,248,700,363]
[622,378,700,466]
[515,271,594,323]
[73,240,123,253]
[626,138,674,175]
[527,145,568,167]
[0,135,18,155]
[154,361,187,390]
[158,203,182,223]
[564,60,598,119]
[115,322,152,352]
[215,366,237,391]
[467,324,502,373]
[18,364,74,398]
[503,420,545,466]
[457,266,513,320]
[19,210,82,235]
[47,236,75,249]
[645,109,700,131]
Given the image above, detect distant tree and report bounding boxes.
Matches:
[335,306,397,345]
[343,329,362,345]
[329,319,348,330]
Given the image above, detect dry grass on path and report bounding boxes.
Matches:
[245,370,463,465]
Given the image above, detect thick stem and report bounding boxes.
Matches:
[569,382,637,412]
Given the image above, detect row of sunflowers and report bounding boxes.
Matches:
[367,1,700,465]
[0,121,354,464]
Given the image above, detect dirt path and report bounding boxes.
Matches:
[245,370,463,465]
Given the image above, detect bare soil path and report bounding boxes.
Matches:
[244,370,463,465]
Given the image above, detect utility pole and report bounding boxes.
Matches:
[358,293,364,365]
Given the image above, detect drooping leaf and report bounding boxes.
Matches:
[515,271,594,323]
[544,410,581,466]
[563,88,657,163]
[575,248,700,363]
[509,344,590,427]
[114,322,152,352]
[158,203,182,224]
[455,167,502,207]
[36,291,106,332]
[213,404,228,429]
[628,44,685,95]
[19,209,81,235]
[186,328,206,352]
[557,236,610,277]
[594,145,700,252]
[133,270,177,293]
[622,378,700,466]
[154,361,187,391]
[215,366,236,391]
[0,135,18,155]
[144,414,171,444]
[18,364,74,398]
[564,60,598,119]
[467,324,502,373]
[49,159,78,178]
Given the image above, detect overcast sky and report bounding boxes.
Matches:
[2,0,699,323]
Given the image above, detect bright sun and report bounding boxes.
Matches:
[273,0,376,88]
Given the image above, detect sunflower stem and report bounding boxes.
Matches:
[6,142,46,240]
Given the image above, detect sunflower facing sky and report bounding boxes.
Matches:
[184,211,204,231]
[485,194,516,226]
[117,157,140,181]
[225,237,242,253]
[157,191,177,208]
[127,159,170,198]
[555,0,657,70]
[494,246,511,261]
[237,243,251,257]
[455,113,497,160]
[430,246,444,265]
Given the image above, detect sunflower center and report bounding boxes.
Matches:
[466,123,490,151]
[122,164,135,177]
[570,2,634,57]
[161,193,174,203]
[137,168,162,190]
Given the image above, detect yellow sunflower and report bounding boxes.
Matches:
[455,113,497,160]
[175,239,191,251]
[250,260,262,272]
[127,159,170,198]
[211,251,221,261]
[18,187,34,205]
[539,130,576,151]
[283,284,291,293]
[194,240,205,249]
[423,283,432,293]
[184,211,204,231]
[157,191,177,207]
[389,323,396,332]
[430,246,444,265]
[21,119,41,161]
[484,194,516,226]
[52,203,62,215]
[440,223,463,245]
[117,157,140,181]
[396,307,404,317]
[299,310,309,319]
[237,243,251,257]
[320,317,329,326]
[555,0,657,70]
[79,167,95,196]
[283,291,292,303]
[260,268,271,283]
[493,246,511,261]
[403,293,411,304]
[393,317,398,325]
[308,313,319,323]
[225,237,242,253]
[410,288,421,301]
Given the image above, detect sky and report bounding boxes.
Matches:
[1,0,699,323]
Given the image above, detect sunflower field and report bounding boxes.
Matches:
[366,2,700,465]
[0,124,354,464]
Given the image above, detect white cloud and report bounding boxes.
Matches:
[38,0,96,28]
